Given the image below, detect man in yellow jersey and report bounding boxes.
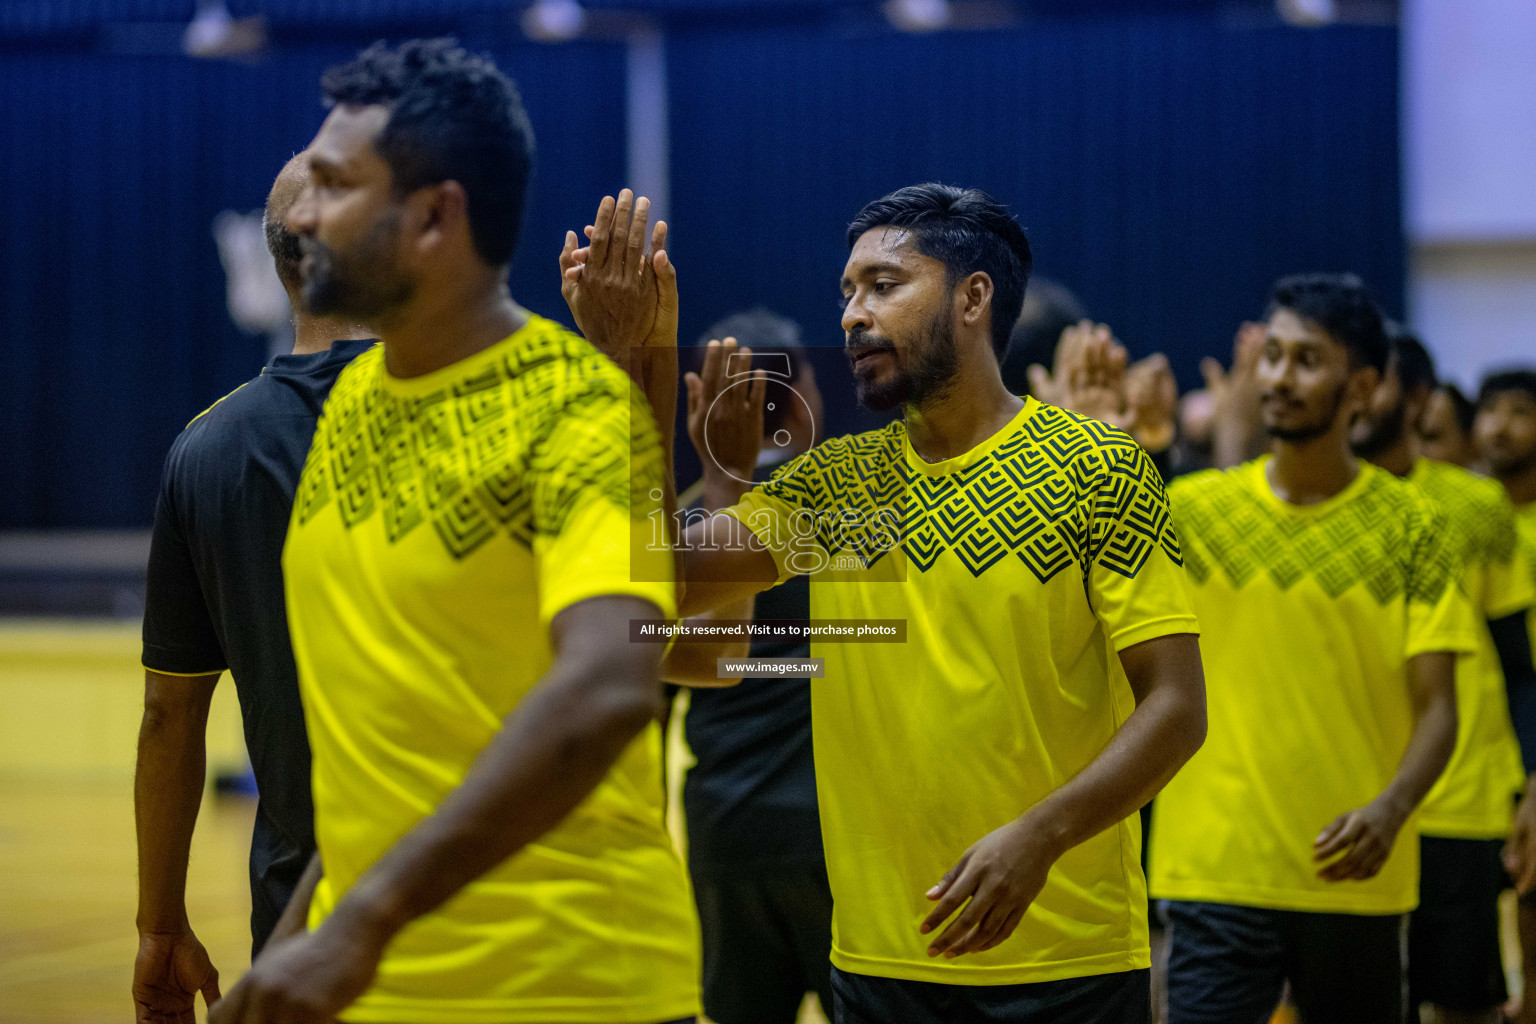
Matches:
[208,40,702,1024]
[1149,274,1472,1024]
[1475,369,1536,1024]
[1354,334,1536,1023]
[568,183,1209,1023]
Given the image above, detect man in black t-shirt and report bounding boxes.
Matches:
[680,310,834,1024]
[132,152,373,1024]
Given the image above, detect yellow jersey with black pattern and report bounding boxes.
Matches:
[724,397,1198,985]
[1412,458,1534,838]
[283,314,698,1024]
[1150,458,1478,914]
[1520,502,1536,674]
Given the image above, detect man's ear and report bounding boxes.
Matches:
[1346,364,1383,413]
[409,180,468,257]
[958,271,994,329]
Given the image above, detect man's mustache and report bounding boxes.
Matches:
[844,330,897,359]
[298,236,331,260]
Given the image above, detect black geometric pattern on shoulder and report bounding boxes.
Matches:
[1412,460,1520,568]
[293,320,662,561]
[1519,507,1536,590]
[753,402,1181,582]
[1170,465,1458,606]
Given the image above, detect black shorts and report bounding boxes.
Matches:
[1409,836,1509,1012]
[1161,900,1405,1024]
[830,965,1151,1024]
[691,865,834,1024]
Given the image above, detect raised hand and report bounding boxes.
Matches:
[558,190,659,364]
[1125,352,1178,453]
[1203,321,1267,468]
[134,929,221,1024]
[686,338,766,486]
[641,220,678,351]
[1034,321,1133,429]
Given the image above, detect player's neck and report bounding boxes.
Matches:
[1496,460,1536,506]
[904,367,1023,464]
[378,274,525,379]
[1365,431,1418,479]
[290,314,373,357]
[1267,426,1360,506]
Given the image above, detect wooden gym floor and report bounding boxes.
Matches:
[0,619,828,1024]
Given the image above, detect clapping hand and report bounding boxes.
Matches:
[558,190,678,366]
[1202,321,1267,468]
[1125,352,1178,453]
[686,338,766,487]
[1030,321,1131,429]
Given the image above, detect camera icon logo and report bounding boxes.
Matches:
[701,350,819,487]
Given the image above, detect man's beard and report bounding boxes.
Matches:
[1350,398,1406,459]
[846,308,959,413]
[300,208,412,320]
[1265,381,1348,444]
[1488,444,1536,478]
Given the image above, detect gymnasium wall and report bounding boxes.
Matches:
[0,6,1404,528]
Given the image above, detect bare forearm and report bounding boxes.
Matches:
[134,702,212,933]
[329,659,659,946]
[661,598,755,686]
[1022,649,1205,856]
[639,346,678,453]
[1378,679,1458,821]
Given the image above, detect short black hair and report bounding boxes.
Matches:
[1267,273,1389,372]
[1478,368,1536,408]
[1439,383,1476,434]
[700,308,807,437]
[1385,327,1436,396]
[847,183,1032,360]
[321,38,535,267]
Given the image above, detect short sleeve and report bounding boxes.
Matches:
[141,451,227,676]
[1405,499,1480,658]
[532,382,676,628]
[1085,444,1201,650]
[717,448,822,585]
[1484,504,1536,621]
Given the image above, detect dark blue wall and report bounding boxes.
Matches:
[667,16,1404,436]
[0,9,1402,527]
[0,40,627,527]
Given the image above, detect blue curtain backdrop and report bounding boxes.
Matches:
[667,15,1403,441]
[0,40,627,527]
[0,8,1402,528]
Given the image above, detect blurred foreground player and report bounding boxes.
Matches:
[134,153,372,1023]
[1151,275,1472,1024]
[574,183,1208,1023]
[1355,336,1536,1023]
[210,41,700,1024]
